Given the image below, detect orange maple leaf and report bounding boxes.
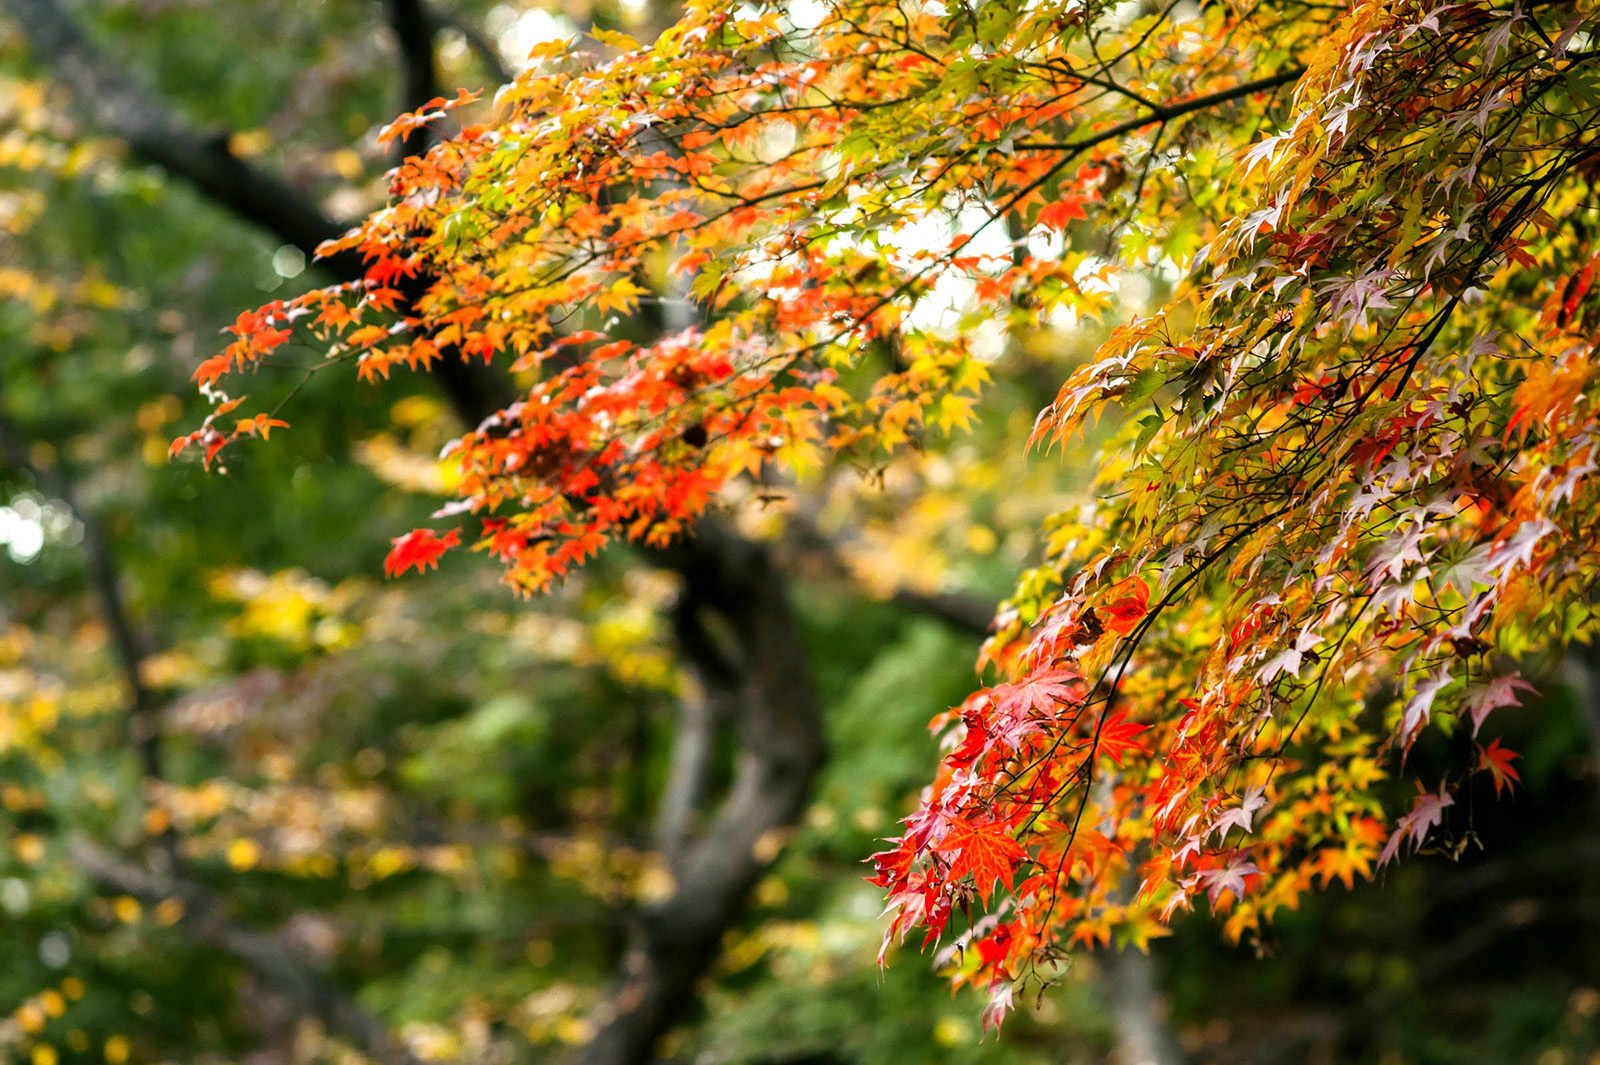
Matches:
[1101,577,1150,636]
[943,818,1026,901]
[1037,195,1088,232]
[1096,711,1151,766]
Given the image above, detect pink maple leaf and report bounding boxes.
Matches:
[1378,785,1455,866]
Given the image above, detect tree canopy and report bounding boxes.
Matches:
[187,0,1600,1028]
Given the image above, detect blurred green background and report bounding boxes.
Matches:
[0,3,1597,1064]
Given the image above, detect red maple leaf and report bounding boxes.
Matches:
[943,818,1026,901]
[1477,737,1521,797]
[384,527,461,577]
[992,669,1080,719]
[1097,710,1151,766]
[1101,577,1150,636]
[1037,195,1088,231]
[974,921,1014,969]
[192,354,232,386]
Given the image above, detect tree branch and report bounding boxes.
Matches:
[4,8,828,1064]
[378,0,441,165]
[0,393,164,795]
[1013,66,1306,154]
[69,839,432,1065]
[579,523,826,1065]
[0,0,512,424]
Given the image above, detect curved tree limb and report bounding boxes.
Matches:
[583,524,826,1065]
[0,394,165,805]
[0,0,511,422]
[70,839,430,1065]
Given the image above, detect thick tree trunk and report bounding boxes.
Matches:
[1102,947,1186,1065]
[583,525,826,1064]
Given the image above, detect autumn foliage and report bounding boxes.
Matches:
[179,0,1600,1027]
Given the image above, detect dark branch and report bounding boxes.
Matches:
[0,394,164,791]
[70,840,432,1065]
[379,0,442,165]
[0,0,511,424]
[582,523,826,1065]
[1014,66,1307,154]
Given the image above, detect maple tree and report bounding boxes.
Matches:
[133,0,1600,1036]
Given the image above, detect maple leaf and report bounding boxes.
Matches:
[1477,738,1521,797]
[942,818,1026,902]
[1314,844,1373,891]
[991,669,1079,721]
[1291,374,1334,406]
[1037,195,1087,232]
[1114,912,1173,953]
[1400,666,1452,744]
[1209,786,1269,841]
[1365,524,1428,588]
[375,107,441,149]
[973,921,1014,969]
[192,354,232,385]
[1378,786,1455,866]
[1199,855,1261,908]
[1100,577,1150,636]
[979,980,1016,1035]
[1462,673,1536,735]
[176,0,1600,1004]
[1433,543,1494,597]
[383,527,461,577]
[1096,711,1151,767]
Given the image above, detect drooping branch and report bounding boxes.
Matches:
[1012,65,1306,154]
[0,393,164,791]
[69,840,432,1065]
[0,0,511,424]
